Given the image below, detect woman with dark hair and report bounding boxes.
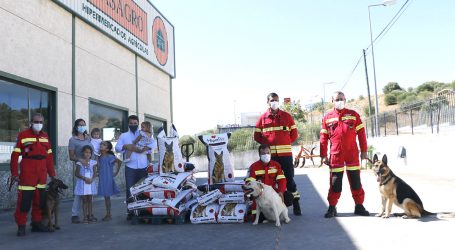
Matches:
[68,118,93,223]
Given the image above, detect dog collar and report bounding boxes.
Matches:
[380,173,394,186]
[251,187,264,199]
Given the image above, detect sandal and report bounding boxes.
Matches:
[82,218,89,224]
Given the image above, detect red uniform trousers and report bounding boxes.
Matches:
[327,153,365,206]
[15,158,48,226]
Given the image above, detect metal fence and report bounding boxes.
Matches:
[364,90,455,137]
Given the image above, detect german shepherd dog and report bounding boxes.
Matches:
[161,141,175,173]
[42,179,68,231]
[212,151,225,183]
[373,154,432,219]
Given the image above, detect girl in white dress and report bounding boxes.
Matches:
[75,145,98,224]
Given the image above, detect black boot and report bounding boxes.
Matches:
[17,225,26,237]
[324,205,337,218]
[293,199,302,216]
[354,204,370,216]
[31,222,49,232]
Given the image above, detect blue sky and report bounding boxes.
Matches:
[152,0,455,135]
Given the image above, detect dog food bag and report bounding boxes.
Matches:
[127,191,192,212]
[185,198,199,211]
[218,192,246,205]
[152,172,192,190]
[197,189,223,206]
[144,205,185,216]
[143,187,179,199]
[130,174,160,196]
[197,181,245,193]
[217,203,247,223]
[157,125,185,175]
[190,203,219,224]
[199,133,234,185]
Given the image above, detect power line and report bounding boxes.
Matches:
[342,0,413,90]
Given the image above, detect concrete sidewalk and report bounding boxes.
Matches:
[1,167,454,250]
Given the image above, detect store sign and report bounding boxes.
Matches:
[54,0,175,77]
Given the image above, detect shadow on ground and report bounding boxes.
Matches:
[0,174,358,250]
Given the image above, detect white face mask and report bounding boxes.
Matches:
[334,101,345,110]
[260,154,271,164]
[270,101,279,110]
[32,124,43,132]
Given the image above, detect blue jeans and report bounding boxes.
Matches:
[125,167,148,201]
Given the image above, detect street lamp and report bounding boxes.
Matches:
[322,82,335,113]
[368,0,396,137]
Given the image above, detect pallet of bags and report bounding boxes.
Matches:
[217,203,247,223]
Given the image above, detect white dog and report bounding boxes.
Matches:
[242,181,291,227]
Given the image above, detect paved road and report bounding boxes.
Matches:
[1,165,454,250]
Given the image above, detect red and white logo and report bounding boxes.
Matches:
[152,17,168,66]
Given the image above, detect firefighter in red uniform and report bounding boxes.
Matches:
[10,113,56,236]
[246,144,289,220]
[254,92,301,215]
[320,91,370,218]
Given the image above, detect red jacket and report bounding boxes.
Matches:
[246,159,287,193]
[10,128,55,178]
[320,108,367,157]
[254,109,298,157]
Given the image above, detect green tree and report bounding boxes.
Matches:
[281,100,307,123]
[363,105,375,116]
[415,81,445,94]
[383,82,403,94]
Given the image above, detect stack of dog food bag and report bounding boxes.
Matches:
[127,125,197,220]
[189,133,247,224]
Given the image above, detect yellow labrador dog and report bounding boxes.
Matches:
[242,181,290,227]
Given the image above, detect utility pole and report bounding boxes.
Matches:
[363,49,375,137]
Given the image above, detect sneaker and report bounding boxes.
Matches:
[17,225,26,237]
[89,215,98,223]
[71,216,80,224]
[31,222,49,232]
[324,205,337,218]
[354,204,370,216]
[293,199,302,216]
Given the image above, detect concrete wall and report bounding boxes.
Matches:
[0,0,172,209]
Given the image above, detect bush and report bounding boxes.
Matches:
[383,82,403,94]
[363,105,375,116]
[384,94,398,106]
[358,95,365,100]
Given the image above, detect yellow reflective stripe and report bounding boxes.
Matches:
[14,148,21,153]
[18,185,36,190]
[276,149,292,153]
[325,118,338,123]
[290,125,297,130]
[251,210,257,215]
[273,145,291,149]
[268,169,278,174]
[330,167,344,173]
[276,175,286,180]
[245,177,256,182]
[292,191,300,198]
[47,149,53,154]
[341,116,356,121]
[262,126,291,132]
[255,128,262,132]
[255,170,265,175]
[356,123,364,131]
[36,184,47,189]
[39,138,49,143]
[320,129,328,134]
[346,166,361,171]
[21,138,37,144]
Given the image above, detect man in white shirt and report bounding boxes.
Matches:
[115,115,156,220]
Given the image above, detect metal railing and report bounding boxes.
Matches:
[365,90,455,137]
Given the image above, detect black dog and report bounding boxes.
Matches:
[42,179,68,231]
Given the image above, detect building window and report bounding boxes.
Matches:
[89,102,127,142]
[144,116,167,162]
[0,78,54,165]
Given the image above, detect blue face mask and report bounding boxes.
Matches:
[77,126,87,134]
